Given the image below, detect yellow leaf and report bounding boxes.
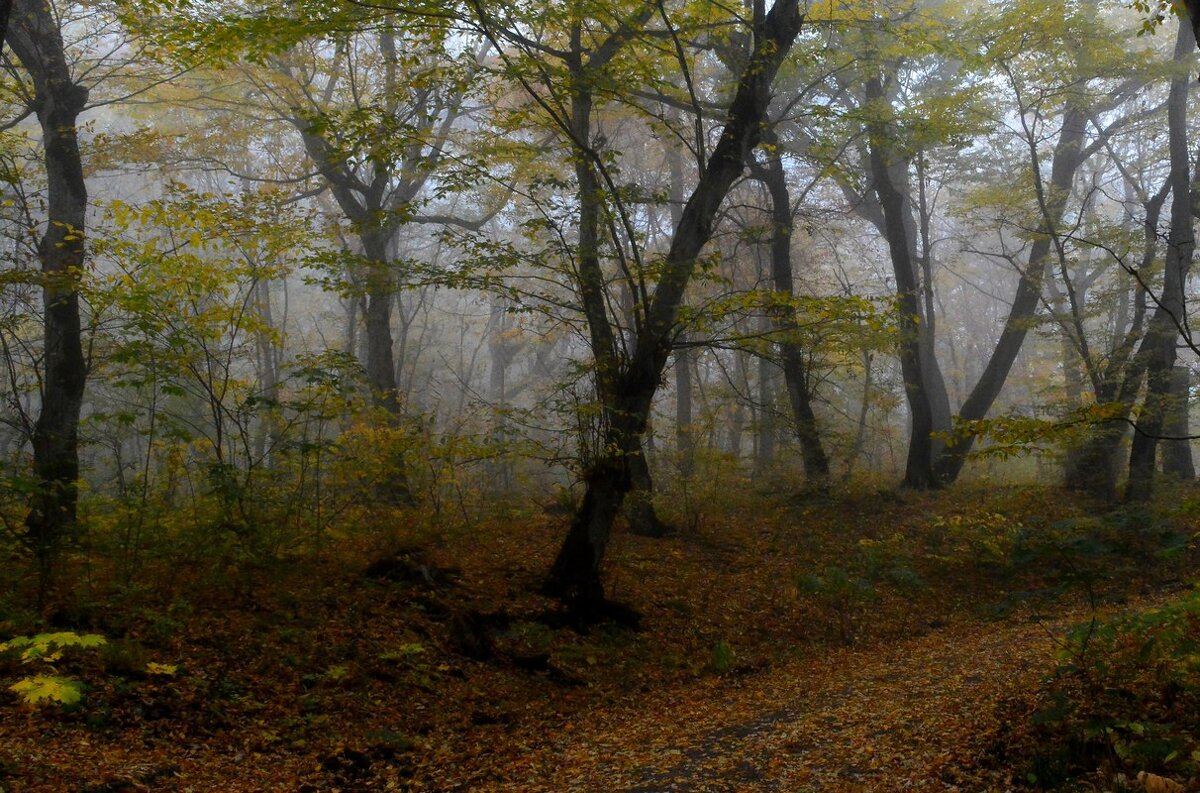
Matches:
[10,675,84,706]
[1137,772,1186,793]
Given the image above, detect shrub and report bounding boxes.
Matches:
[1006,592,1200,788]
[0,632,106,706]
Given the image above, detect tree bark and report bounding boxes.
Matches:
[8,0,90,598]
[1162,365,1195,479]
[487,301,515,493]
[1184,0,1200,48]
[668,148,695,479]
[545,0,805,613]
[865,74,936,489]
[0,0,11,57]
[1127,18,1196,502]
[674,346,694,477]
[755,329,777,477]
[1064,174,1165,499]
[626,438,671,537]
[360,232,414,503]
[286,22,469,505]
[252,278,281,466]
[750,127,830,487]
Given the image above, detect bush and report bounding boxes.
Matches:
[0,632,106,706]
[1005,591,1200,788]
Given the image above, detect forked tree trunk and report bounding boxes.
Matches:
[288,21,468,506]
[865,74,936,489]
[934,101,1089,483]
[1064,175,1167,500]
[545,0,805,614]
[8,0,89,602]
[1127,19,1196,502]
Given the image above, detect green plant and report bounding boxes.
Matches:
[709,640,735,675]
[101,639,149,679]
[798,565,877,643]
[1010,592,1200,787]
[857,534,926,592]
[0,632,106,706]
[927,511,1021,568]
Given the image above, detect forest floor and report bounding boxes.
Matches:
[0,482,1197,792]
[425,603,1109,792]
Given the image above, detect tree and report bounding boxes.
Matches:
[795,0,1152,489]
[7,0,90,597]
[748,124,830,487]
[479,0,808,614]
[936,0,1147,486]
[1125,15,1196,502]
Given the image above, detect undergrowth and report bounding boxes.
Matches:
[0,474,1196,791]
[997,590,1200,790]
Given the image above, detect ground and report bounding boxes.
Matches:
[0,482,1196,792]
[435,609,1096,792]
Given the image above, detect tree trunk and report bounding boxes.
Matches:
[1059,331,1089,489]
[360,232,413,503]
[253,278,281,466]
[844,351,874,480]
[902,157,953,462]
[934,101,1089,483]
[1183,0,1200,48]
[865,74,936,489]
[1065,173,1166,499]
[751,126,830,487]
[755,338,777,477]
[1162,365,1194,479]
[487,301,515,494]
[1127,18,1196,502]
[1069,424,1128,502]
[545,0,805,613]
[626,437,671,537]
[668,149,695,479]
[8,0,89,601]
[674,346,694,477]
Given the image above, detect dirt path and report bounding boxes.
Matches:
[427,609,1087,792]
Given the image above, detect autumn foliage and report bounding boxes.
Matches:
[1,477,1198,791]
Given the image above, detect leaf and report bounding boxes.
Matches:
[0,632,107,663]
[9,675,84,706]
[146,662,178,676]
[1136,771,1186,793]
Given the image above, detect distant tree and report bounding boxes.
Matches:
[748,124,830,488]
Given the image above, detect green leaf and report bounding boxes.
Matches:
[0,632,107,663]
[9,675,85,706]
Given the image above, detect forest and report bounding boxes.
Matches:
[1,0,1200,790]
